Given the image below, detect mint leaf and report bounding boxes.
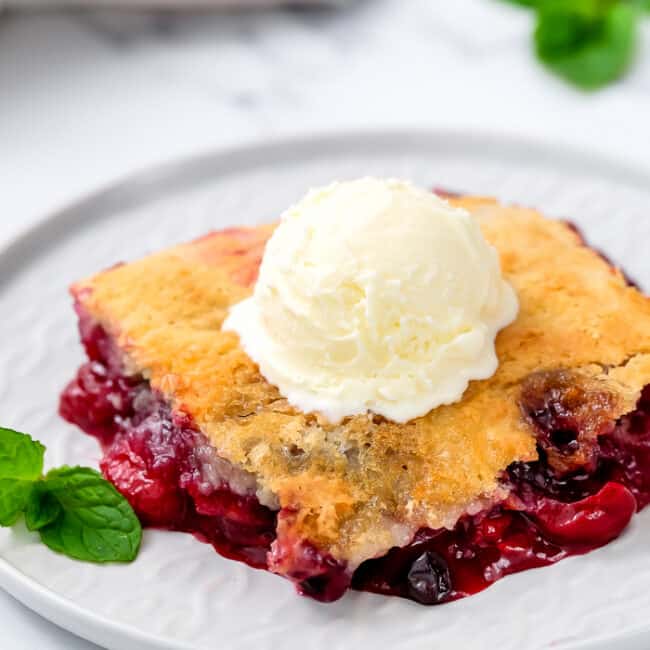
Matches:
[25,485,61,531]
[534,0,638,89]
[0,427,44,481]
[501,0,542,7]
[0,479,34,526]
[0,428,43,525]
[0,428,142,565]
[38,466,141,563]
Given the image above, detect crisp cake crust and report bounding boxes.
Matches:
[72,197,650,569]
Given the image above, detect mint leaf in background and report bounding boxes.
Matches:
[0,479,34,526]
[39,466,141,563]
[25,485,62,531]
[501,0,542,7]
[534,0,638,89]
[0,427,44,480]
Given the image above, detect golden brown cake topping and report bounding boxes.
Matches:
[73,197,650,567]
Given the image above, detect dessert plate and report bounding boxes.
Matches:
[1,130,650,650]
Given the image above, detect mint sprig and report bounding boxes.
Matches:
[501,0,647,89]
[0,428,44,480]
[0,479,35,526]
[0,427,141,563]
[535,0,638,90]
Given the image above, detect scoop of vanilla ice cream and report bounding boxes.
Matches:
[223,178,518,423]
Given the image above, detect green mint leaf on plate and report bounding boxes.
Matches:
[0,427,142,564]
[38,466,142,563]
[0,479,35,526]
[25,484,62,531]
[534,0,639,90]
[0,427,44,481]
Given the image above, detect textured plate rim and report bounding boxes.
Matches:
[2,128,650,650]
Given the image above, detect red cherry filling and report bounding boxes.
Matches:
[353,482,635,603]
[268,526,351,603]
[59,361,141,445]
[60,315,650,604]
[353,375,650,604]
[530,482,635,546]
[101,433,188,527]
[60,313,278,569]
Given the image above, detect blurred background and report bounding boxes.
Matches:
[0,1,649,647]
[2,1,650,245]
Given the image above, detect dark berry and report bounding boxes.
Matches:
[406,551,452,605]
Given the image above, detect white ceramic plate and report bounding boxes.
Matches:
[2,131,650,650]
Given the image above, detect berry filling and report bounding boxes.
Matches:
[59,305,277,568]
[60,311,650,605]
[353,372,650,604]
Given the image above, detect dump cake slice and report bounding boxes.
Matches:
[60,191,650,604]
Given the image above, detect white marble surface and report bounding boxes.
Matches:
[1,1,650,648]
